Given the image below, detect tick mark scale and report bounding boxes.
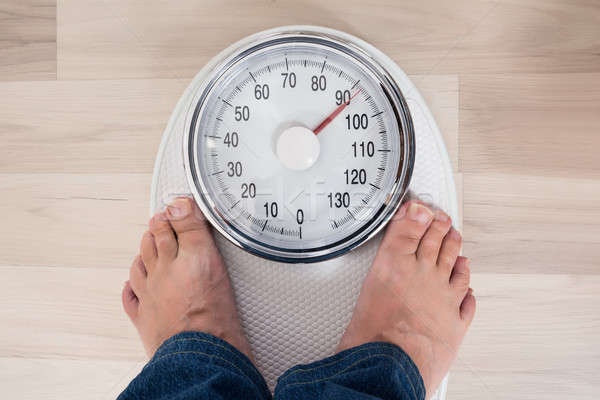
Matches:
[184,28,414,262]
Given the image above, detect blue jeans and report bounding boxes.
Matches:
[118,332,425,400]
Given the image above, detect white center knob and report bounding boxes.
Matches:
[276,126,320,171]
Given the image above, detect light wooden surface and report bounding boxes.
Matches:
[1,1,599,399]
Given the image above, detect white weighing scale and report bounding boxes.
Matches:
[150,26,457,399]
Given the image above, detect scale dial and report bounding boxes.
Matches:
[185,30,414,262]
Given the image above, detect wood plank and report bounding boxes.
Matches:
[463,173,600,274]
[0,266,144,361]
[0,79,187,173]
[0,172,461,270]
[0,357,143,400]
[460,73,600,178]
[447,273,600,400]
[439,0,600,74]
[0,75,456,173]
[0,0,56,81]
[56,0,494,79]
[57,0,600,80]
[2,268,597,400]
[0,174,150,268]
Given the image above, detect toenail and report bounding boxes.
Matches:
[408,203,433,224]
[435,210,450,222]
[394,203,408,219]
[149,214,164,227]
[450,229,462,240]
[167,199,190,219]
[154,212,168,222]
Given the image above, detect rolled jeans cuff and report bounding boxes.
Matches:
[275,342,426,400]
[150,331,270,398]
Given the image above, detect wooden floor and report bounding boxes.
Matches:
[1,1,599,398]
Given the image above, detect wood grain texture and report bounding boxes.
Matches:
[0,266,143,361]
[0,171,462,269]
[460,73,600,178]
[463,173,600,275]
[0,357,143,400]
[0,79,187,173]
[0,174,150,268]
[1,0,599,399]
[0,0,56,81]
[56,0,492,79]
[57,0,600,80]
[0,75,456,173]
[447,273,600,400]
[439,0,600,74]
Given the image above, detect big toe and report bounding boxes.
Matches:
[381,201,434,255]
[166,197,214,253]
[416,209,452,264]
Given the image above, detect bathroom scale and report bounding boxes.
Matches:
[150,26,458,399]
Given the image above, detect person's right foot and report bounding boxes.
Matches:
[337,201,476,396]
[121,197,252,360]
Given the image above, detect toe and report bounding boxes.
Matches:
[416,209,452,264]
[166,197,209,233]
[121,280,139,321]
[166,197,214,253]
[382,201,435,255]
[437,228,462,276]
[140,230,157,270]
[149,212,177,260]
[460,289,477,324]
[129,255,147,296]
[449,256,471,296]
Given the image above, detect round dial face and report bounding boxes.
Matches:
[186,33,414,262]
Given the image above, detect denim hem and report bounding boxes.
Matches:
[148,331,270,398]
[275,341,426,400]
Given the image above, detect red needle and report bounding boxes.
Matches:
[313,89,361,135]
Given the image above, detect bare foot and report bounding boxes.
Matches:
[337,201,476,396]
[121,197,252,360]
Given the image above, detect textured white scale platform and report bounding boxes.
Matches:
[150,26,457,399]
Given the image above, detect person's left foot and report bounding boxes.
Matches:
[121,197,252,359]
